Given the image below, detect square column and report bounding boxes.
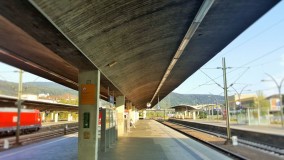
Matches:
[78,70,100,160]
[50,112,54,121]
[68,112,72,121]
[193,111,196,120]
[116,96,125,136]
[131,106,136,122]
[100,109,107,152]
[41,112,45,122]
[143,110,146,119]
[126,102,132,132]
[54,112,58,122]
[135,110,139,122]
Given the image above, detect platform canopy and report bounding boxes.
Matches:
[172,104,203,111]
[0,0,279,109]
[0,95,78,112]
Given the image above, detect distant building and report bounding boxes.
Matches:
[228,94,257,110]
[38,93,50,98]
[265,94,284,112]
[171,104,204,119]
[21,94,38,100]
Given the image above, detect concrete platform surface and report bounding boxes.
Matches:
[186,119,284,136]
[0,120,232,160]
[42,121,78,126]
[99,120,232,160]
[0,133,78,160]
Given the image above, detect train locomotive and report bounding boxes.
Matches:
[0,108,41,135]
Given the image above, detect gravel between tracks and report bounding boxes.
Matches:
[163,121,284,160]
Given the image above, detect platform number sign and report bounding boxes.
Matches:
[80,84,96,105]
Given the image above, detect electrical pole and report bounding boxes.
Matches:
[199,58,232,141]
[16,69,23,145]
[222,58,231,143]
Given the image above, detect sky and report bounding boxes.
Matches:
[1,1,284,97]
[174,1,284,97]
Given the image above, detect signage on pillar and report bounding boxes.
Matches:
[83,112,90,128]
[80,84,96,105]
[83,131,90,139]
[99,111,102,126]
[109,95,114,104]
[270,98,281,111]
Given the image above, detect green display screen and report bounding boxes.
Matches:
[83,112,90,128]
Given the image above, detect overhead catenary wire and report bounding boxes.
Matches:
[233,45,284,69]
[208,18,284,64]
[226,45,284,77]
[189,12,284,94]
[195,18,284,89]
[200,69,223,89]
[228,67,250,87]
[193,44,284,90]
[245,58,279,68]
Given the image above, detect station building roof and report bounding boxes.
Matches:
[0,1,279,109]
[0,95,78,112]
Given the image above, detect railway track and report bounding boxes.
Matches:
[160,121,248,160]
[0,126,78,151]
[0,122,78,138]
[160,120,284,160]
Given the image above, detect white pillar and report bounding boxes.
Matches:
[116,96,125,136]
[135,110,139,122]
[41,112,45,122]
[51,112,54,121]
[54,112,58,123]
[247,108,250,125]
[143,110,146,119]
[68,112,72,121]
[131,106,135,121]
[78,70,100,160]
[125,102,131,132]
[193,111,196,120]
[258,107,261,125]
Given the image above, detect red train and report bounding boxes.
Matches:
[0,108,41,135]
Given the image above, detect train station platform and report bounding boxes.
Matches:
[0,120,232,160]
[184,119,284,136]
[42,121,78,127]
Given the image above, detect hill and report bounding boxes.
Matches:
[0,80,223,108]
[153,92,224,109]
[0,80,77,97]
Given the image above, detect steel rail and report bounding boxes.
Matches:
[159,120,250,160]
